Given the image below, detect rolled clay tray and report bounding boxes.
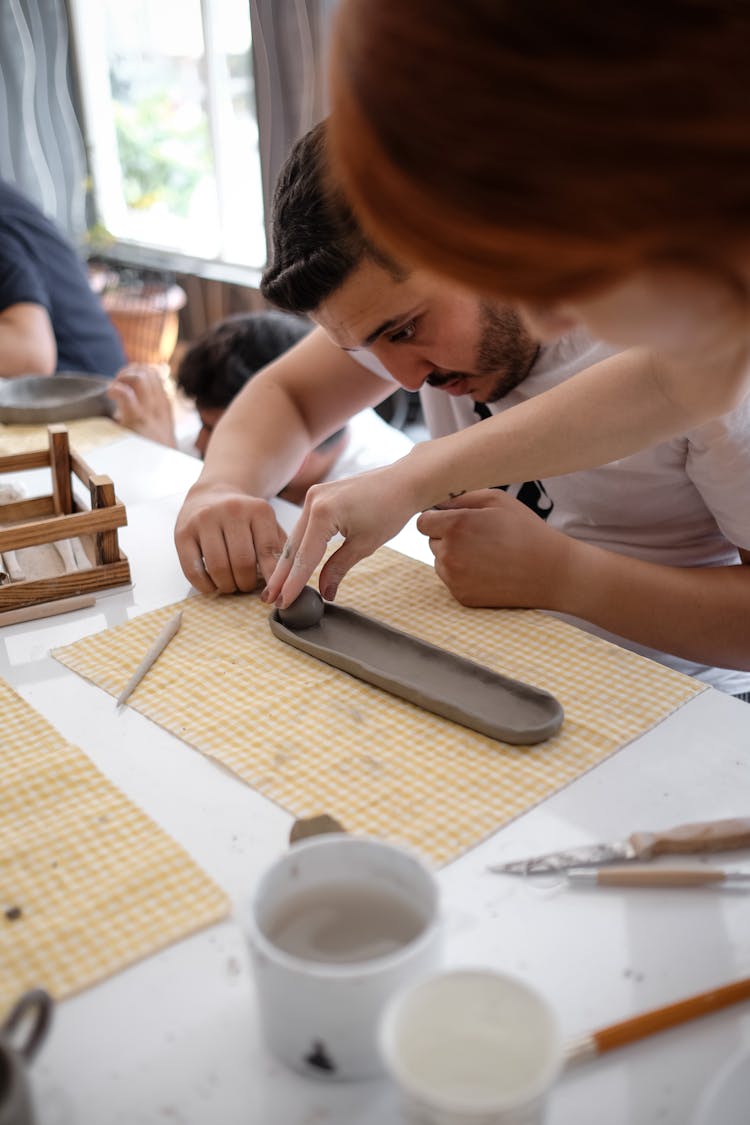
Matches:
[269,598,564,745]
[0,373,114,424]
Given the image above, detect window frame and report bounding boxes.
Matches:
[68,0,280,284]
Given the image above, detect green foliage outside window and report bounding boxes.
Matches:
[113,91,211,217]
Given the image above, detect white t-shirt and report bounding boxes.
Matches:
[177,399,412,475]
[321,406,413,483]
[355,331,750,694]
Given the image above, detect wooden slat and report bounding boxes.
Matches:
[0,594,96,627]
[0,449,50,472]
[0,496,56,523]
[71,450,97,487]
[89,475,119,564]
[0,433,132,608]
[0,505,127,552]
[0,558,131,611]
[48,426,72,515]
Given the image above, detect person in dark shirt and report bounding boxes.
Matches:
[0,178,126,378]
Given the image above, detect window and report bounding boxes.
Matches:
[70,0,266,272]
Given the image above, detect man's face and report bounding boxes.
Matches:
[312,259,539,403]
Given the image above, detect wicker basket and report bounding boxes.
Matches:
[101,283,186,366]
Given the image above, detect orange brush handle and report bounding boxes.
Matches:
[593,976,750,1054]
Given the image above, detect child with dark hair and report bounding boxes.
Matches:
[176,310,311,409]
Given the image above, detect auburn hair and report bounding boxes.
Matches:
[328,0,750,301]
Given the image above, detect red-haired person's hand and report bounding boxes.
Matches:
[262,461,423,608]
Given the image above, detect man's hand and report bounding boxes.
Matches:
[420,492,750,672]
[108,364,177,447]
[417,489,574,609]
[174,482,287,594]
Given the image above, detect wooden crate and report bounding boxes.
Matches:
[0,425,131,611]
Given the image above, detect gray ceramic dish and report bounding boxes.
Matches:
[270,601,564,745]
[0,373,114,423]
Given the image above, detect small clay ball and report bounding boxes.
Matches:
[278,586,325,630]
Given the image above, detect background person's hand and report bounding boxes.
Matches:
[263,462,423,608]
[108,364,177,447]
[174,482,287,594]
[417,488,575,609]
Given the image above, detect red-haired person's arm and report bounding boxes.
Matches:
[265,342,750,607]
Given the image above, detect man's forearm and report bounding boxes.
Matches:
[195,378,313,500]
[558,540,750,670]
[190,326,391,501]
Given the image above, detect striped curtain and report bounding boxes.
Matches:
[250,0,338,249]
[0,0,88,243]
[0,1,337,254]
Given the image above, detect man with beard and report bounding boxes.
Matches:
[174,121,750,698]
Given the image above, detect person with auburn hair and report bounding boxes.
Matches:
[264,0,750,612]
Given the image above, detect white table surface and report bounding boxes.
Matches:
[2,432,749,1125]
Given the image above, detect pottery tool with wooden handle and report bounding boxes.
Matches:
[490,816,750,875]
[565,865,750,888]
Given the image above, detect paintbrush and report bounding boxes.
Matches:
[565,976,750,1066]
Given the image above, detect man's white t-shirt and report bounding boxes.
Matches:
[355,331,750,694]
[178,400,412,476]
[320,406,413,483]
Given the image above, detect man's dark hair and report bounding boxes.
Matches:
[176,310,312,409]
[260,119,405,315]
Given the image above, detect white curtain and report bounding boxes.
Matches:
[250,0,338,247]
[0,1,338,257]
[0,0,88,241]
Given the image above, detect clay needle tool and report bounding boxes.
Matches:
[116,609,183,708]
[565,975,750,1067]
[566,865,750,889]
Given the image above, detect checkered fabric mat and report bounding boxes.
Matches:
[54,548,703,865]
[0,679,228,1013]
[0,416,125,456]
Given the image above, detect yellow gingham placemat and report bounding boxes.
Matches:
[54,549,703,865]
[0,679,228,1013]
[0,416,126,456]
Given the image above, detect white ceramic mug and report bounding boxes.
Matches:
[246,834,442,1080]
[379,968,564,1124]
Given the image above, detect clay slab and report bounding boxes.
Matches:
[269,602,563,745]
